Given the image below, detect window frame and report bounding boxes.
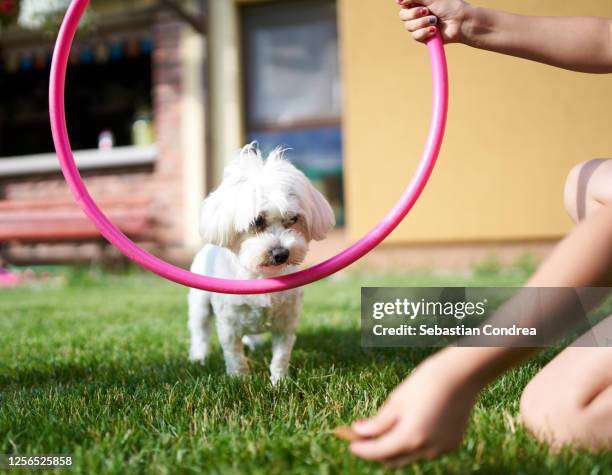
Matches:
[239,0,342,136]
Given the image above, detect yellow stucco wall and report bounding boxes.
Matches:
[339,0,612,243]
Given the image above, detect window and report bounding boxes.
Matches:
[241,0,344,224]
[0,34,154,158]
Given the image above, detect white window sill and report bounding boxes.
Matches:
[0,145,158,178]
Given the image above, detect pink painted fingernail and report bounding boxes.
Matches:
[420,8,428,15]
[429,26,437,33]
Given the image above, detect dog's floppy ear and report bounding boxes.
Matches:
[302,182,336,242]
[199,144,265,247]
[199,189,236,247]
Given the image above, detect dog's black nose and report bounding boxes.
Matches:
[270,247,290,265]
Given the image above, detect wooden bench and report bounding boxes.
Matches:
[0,197,154,244]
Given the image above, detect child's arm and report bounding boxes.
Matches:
[398,0,612,73]
[349,203,612,465]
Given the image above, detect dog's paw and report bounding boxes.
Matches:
[226,368,250,378]
[270,372,287,385]
[225,357,250,377]
[188,346,208,364]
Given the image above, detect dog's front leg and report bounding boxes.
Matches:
[188,289,212,363]
[216,320,249,376]
[270,332,297,384]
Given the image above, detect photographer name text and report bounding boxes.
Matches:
[370,299,536,337]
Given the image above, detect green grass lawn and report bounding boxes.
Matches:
[1,264,610,474]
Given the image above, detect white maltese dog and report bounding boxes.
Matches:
[188,144,335,383]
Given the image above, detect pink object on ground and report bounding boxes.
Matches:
[0,269,21,288]
[49,0,449,294]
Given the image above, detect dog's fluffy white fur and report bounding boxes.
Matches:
[188,144,335,383]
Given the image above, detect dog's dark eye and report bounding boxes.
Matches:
[253,214,267,232]
[284,215,299,228]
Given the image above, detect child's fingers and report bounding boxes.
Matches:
[402,15,438,33]
[395,1,438,44]
[350,423,424,462]
[351,404,398,438]
[399,6,429,22]
[412,25,437,42]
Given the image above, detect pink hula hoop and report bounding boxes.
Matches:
[49,0,448,294]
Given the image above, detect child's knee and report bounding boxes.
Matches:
[520,372,609,450]
[563,159,612,223]
[563,162,583,222]
[520,376,550,435]
[520,374,580,446]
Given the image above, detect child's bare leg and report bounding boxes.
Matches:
[350,160,612,464]
[520,320,612,451]
[519,159,612,450]
[529,159,612,287]
[564,159,612,223]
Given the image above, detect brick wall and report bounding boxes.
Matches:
[0,15,192,265]
[151,13,186,249]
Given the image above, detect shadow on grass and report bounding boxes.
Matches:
[295,327,438,368]
[1,327,438,393]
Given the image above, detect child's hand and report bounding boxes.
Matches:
[395,0,470,44]
[349,351,481,467]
